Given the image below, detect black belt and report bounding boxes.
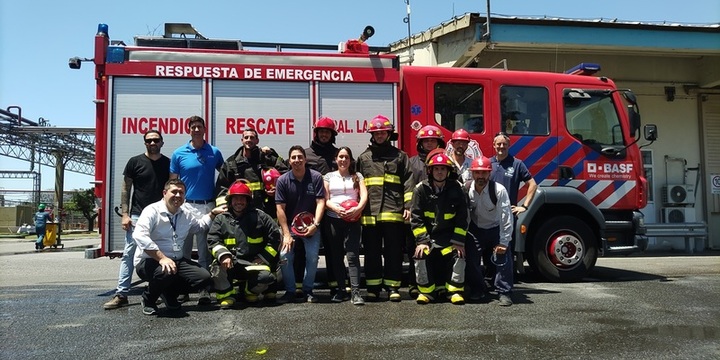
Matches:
[186,199,214,204]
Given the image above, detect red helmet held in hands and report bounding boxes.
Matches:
[314,116,338,136]
[339,199,361,222]
[225,180,252,202]
[291,211,315,236]
[451,129,471,142]
[470,156,493,171]
[367,115,394,133]
[261,168,281,191]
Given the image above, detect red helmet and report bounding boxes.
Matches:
[226,180,252,202]
[367,115,394,133]
[314,116,338,136]
[426,152,454,168]
[261,168,281,191]
[291,211,315,236]
[416,125,446,149]
[470,156,493,171]
[339,199,361,222]
[451,129,471,142]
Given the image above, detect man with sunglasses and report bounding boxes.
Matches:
[104,130,170,310]
[169,116,224,305]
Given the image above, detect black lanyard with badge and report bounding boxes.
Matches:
[167,213,182,256]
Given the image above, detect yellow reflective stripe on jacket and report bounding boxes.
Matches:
[224,238,236,246]
[211,245,227,257]
[265,245,277,257]
[454,227,467,236]
[384,174,400,184]
[361,216,376,225]
[247,182,262,191]
[444,213,455,220]
[246,264,271,272]
[247,236,262,244]
[377,212,404,222]
[366,278,383,286]
[364,177,384,186]
[412,226,427,237]
[423,211,434,218]
[441,246,453,256]
[404,191,412,203]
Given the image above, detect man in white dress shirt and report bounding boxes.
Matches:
[133,178,226,315]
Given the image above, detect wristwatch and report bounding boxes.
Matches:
[313,222,321,227]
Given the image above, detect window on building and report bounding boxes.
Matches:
[499,86,550,136]
[433,82,484,133]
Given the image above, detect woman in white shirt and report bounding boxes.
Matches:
[322,146,368,305]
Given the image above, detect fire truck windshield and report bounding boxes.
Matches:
[564,89,624,147]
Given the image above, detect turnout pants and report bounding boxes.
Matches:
[362,222,404,293]
[211,259,276,301]
[414,245,465,299]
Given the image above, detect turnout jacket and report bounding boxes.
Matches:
[214,146,287,214]
[410,179,469,248]
[356,142,414,224]
[305,140,338,175]
[207,208,281,268]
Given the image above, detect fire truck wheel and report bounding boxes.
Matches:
[530,216,598,282]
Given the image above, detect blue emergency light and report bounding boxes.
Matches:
[565,63,601,76]
[97,23,109,36]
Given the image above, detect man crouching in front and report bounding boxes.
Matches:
[133,179,226,315]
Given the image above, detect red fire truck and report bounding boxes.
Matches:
[86,23,656,282]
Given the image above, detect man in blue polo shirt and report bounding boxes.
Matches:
[170,115,224,304]
[275,145,326,304]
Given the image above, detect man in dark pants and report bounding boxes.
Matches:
[133,179,226,315]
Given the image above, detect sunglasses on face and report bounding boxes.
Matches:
[144,138,161,144]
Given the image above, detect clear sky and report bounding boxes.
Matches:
[1,0,718,198]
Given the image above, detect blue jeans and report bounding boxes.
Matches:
[280,231,321,295]
[35,226,46,246]
[467,223,513,294]
[116,214,139,297]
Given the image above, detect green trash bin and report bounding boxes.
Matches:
[44,223,58,247]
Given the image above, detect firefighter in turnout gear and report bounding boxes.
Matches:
[406,125,446,299]
[207,181,282,309]
[215,128,287,218]
[356,115,414,302]
[410,152,469,305]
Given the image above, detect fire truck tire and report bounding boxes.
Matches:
[530,216,598,282]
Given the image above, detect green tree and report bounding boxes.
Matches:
[66,188,98,231]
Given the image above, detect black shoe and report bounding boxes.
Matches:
[277,292,296,304]
[141,298,158,316]
[177,294,190,303]
[197,290,211,306]
[331,290,347,303]
[161,294,182,311]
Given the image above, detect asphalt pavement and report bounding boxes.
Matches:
[1,237,718,359]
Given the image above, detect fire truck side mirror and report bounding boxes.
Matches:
[643,124,657,141]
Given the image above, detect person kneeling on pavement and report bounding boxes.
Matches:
[207,180,282,309]
[410,151,469,305]
[133,179,226,315]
